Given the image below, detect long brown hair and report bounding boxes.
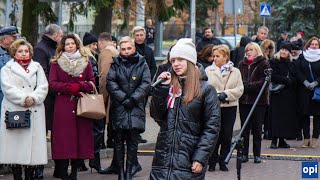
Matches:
[51,34,88,63]
[171,61,201,104]
[304,36,320,50]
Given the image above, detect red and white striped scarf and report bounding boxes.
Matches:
[167,86,182,109]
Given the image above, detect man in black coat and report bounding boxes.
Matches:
[253,26,269,45]
[133,25,157,80]
[196,27,222,52]
[33,23,63,179]
[106,36,151,179]
[133,25,156,144]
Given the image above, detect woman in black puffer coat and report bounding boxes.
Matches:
[150,38,221,180]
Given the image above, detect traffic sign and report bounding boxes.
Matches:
[260,4,271,17]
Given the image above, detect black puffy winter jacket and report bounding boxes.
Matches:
[106,52,151,131]
[149,78,221,180]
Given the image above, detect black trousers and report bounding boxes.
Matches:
[211,106,237,163]
[114,129,140,168]
[92,119,106,153]
[239,104,266,157]
[303,115,320,139]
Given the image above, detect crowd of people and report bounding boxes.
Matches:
[0,21,318,180]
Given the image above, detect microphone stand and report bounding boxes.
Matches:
[224,69,272,180]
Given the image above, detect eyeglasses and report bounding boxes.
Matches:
[246,48,254,52]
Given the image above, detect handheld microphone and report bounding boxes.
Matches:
[151,78,167,87]
[151,71,171,87]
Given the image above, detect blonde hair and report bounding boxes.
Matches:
[212,44,230,60]
[83,46,96,61]
[9,39,33,58]
[260,39,275,59]
[119,36,135,47]
[245,42,263,57]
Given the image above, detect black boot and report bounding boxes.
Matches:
[78,160,88,172]
[104,154,119,174]
[219,162,229,171]
[278,138,290,148]
[53,160,63,179]
[126,134,139,180]
[33,166,44,179]
[12,166,23,180]
[58,159,70,180]
[114,141,125,180]
[25,166,35,180]
[137,135,147,144]
[131,158,142,176]
[270,138,278,149]
[208,162,216,172]
[89,153,108,174]
[70,159,80,180]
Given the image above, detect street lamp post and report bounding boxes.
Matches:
[190,0,196,43]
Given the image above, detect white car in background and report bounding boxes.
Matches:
[216,34,242,50]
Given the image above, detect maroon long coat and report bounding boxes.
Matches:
[49,56,94,159]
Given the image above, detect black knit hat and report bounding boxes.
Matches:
[291,41,302,51]
[83,32,98,46]
[280,42,292,52]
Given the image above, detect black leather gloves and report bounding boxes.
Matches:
[218,92,228,103]
[122,98,135,109]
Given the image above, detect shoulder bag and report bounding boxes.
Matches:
[5,72,37,129]
[77,81,106,119]
[308,62,320,102]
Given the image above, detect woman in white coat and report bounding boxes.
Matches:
[205,44,244,171]
[0,39,48,180]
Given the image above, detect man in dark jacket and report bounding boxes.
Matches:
[106,36,151,179]
[196,27,222,52]
[252,26,269,45]
[133,25,157,79]
[33,23,63,179]
[133,25,156,144]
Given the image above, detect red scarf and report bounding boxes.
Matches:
[247,56,254,65]
[15,56,32,73]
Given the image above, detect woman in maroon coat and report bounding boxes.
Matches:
[49,34,94,180]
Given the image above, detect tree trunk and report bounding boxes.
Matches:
[92,7,112,35]
[21,0,39,46]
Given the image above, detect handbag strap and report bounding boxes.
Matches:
[34,72,38,91]
[224,71,232,90]
[308,62,315,81]
[88,81,98,94]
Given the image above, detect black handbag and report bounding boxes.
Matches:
[5,110,31,129]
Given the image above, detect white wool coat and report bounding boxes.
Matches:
[0,59,48,165]
[205,62,244,107]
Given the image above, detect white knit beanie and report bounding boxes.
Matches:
[170,38,197,65]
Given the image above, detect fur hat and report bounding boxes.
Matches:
[170,38,197,65]
[83,32,98,46]
[280,42,292,52]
